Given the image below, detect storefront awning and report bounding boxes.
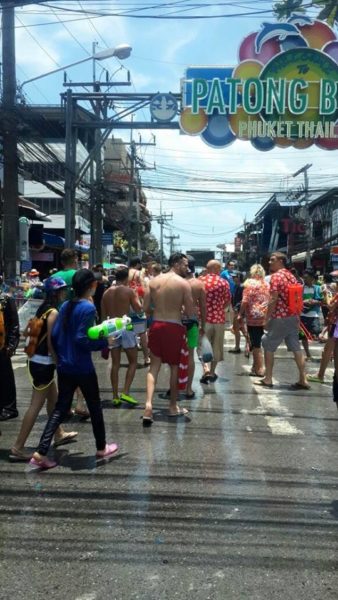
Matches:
[43,233,65,248]
[18,198,51,222]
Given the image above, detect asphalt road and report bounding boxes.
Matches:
[1,332,338,600]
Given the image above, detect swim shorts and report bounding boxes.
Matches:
[186,322,199,349]
[148,321,185,365]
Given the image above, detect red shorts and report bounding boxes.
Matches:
[148,321,185,365]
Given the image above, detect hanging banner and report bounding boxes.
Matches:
[180,16,338,150]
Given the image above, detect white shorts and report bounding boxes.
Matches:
[110,329,137,350]
[132,320,147,335]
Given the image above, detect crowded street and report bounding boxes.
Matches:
[2,1,338,599]
[1,330,337,600]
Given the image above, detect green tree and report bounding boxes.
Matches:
[274,0,338,26]
[313,1,338,26]
[142,234,160,260]
[274,0,305,20]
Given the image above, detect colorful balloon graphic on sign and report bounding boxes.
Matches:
[180,17,338,150]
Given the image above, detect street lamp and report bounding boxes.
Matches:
[17,43,132,257]
[18,44,132,91]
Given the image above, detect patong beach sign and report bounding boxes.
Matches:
[180,16,338,150]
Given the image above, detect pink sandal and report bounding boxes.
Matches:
[96,443,119,459]
[29,456,57,470]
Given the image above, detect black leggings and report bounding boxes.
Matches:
[333,373,338,405]
[37,370,106,456]
[0,350,17,413]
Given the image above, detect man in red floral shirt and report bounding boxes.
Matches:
[200,260,230,383]
[258,252,309,390]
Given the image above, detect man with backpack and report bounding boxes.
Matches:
[256,252,309,390]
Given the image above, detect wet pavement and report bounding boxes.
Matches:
[1,331,338,599]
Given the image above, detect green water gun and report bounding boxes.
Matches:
[88,315,133,340]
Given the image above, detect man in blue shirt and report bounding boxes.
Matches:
[300,269,322,360]
[220,260,236,295]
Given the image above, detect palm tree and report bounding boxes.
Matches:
[313,1,338,26]
[274,0,305,20]
[274,0,338,26]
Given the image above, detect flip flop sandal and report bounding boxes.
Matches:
[120,393,138,406]
[96,443,119,459]
[29,456,58,470]
[255,380,274,388]
[53,431,78,447]
[167,408,189,417]
[142,415,154,427]
[290,383,311,390]
[74,408,90,419]
[307,376,324,383]
[9,448,32,461]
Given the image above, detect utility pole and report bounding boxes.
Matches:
[164,233,180,256]
[127,140,136,262]
[1,2,19,281]
[127,137,155,261]
[64,88,77,250]
[62,48,132,261]
[91,42,105,265]
[152,205,173,264]
[292,163,312,269]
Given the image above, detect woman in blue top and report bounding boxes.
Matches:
[30,269,118,469]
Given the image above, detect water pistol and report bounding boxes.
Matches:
[87,315,133,340]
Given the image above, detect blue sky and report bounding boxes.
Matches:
[12,1,338,257]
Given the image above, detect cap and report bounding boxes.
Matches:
[29,269,40,276]
[43,276,68,293]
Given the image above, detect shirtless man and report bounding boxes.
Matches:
[183,256,206,398]
[142,252,195,425]
[128,256,149,366]
[101,268,142,406]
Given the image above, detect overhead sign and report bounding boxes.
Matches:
[150,93,178,122]
[180,16,338,150]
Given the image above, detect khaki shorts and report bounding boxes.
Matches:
[262,316,301,353]
[205,322,225,362]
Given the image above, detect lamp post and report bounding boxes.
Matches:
[18,45,132,92]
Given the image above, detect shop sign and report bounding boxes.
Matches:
[31,252,54,262]
[234,236,242,251]
[280,218,306,234]
[181,17,338,150]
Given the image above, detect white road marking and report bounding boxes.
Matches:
[255,389,304,436]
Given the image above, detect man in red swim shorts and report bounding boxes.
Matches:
[142,253,195,425]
